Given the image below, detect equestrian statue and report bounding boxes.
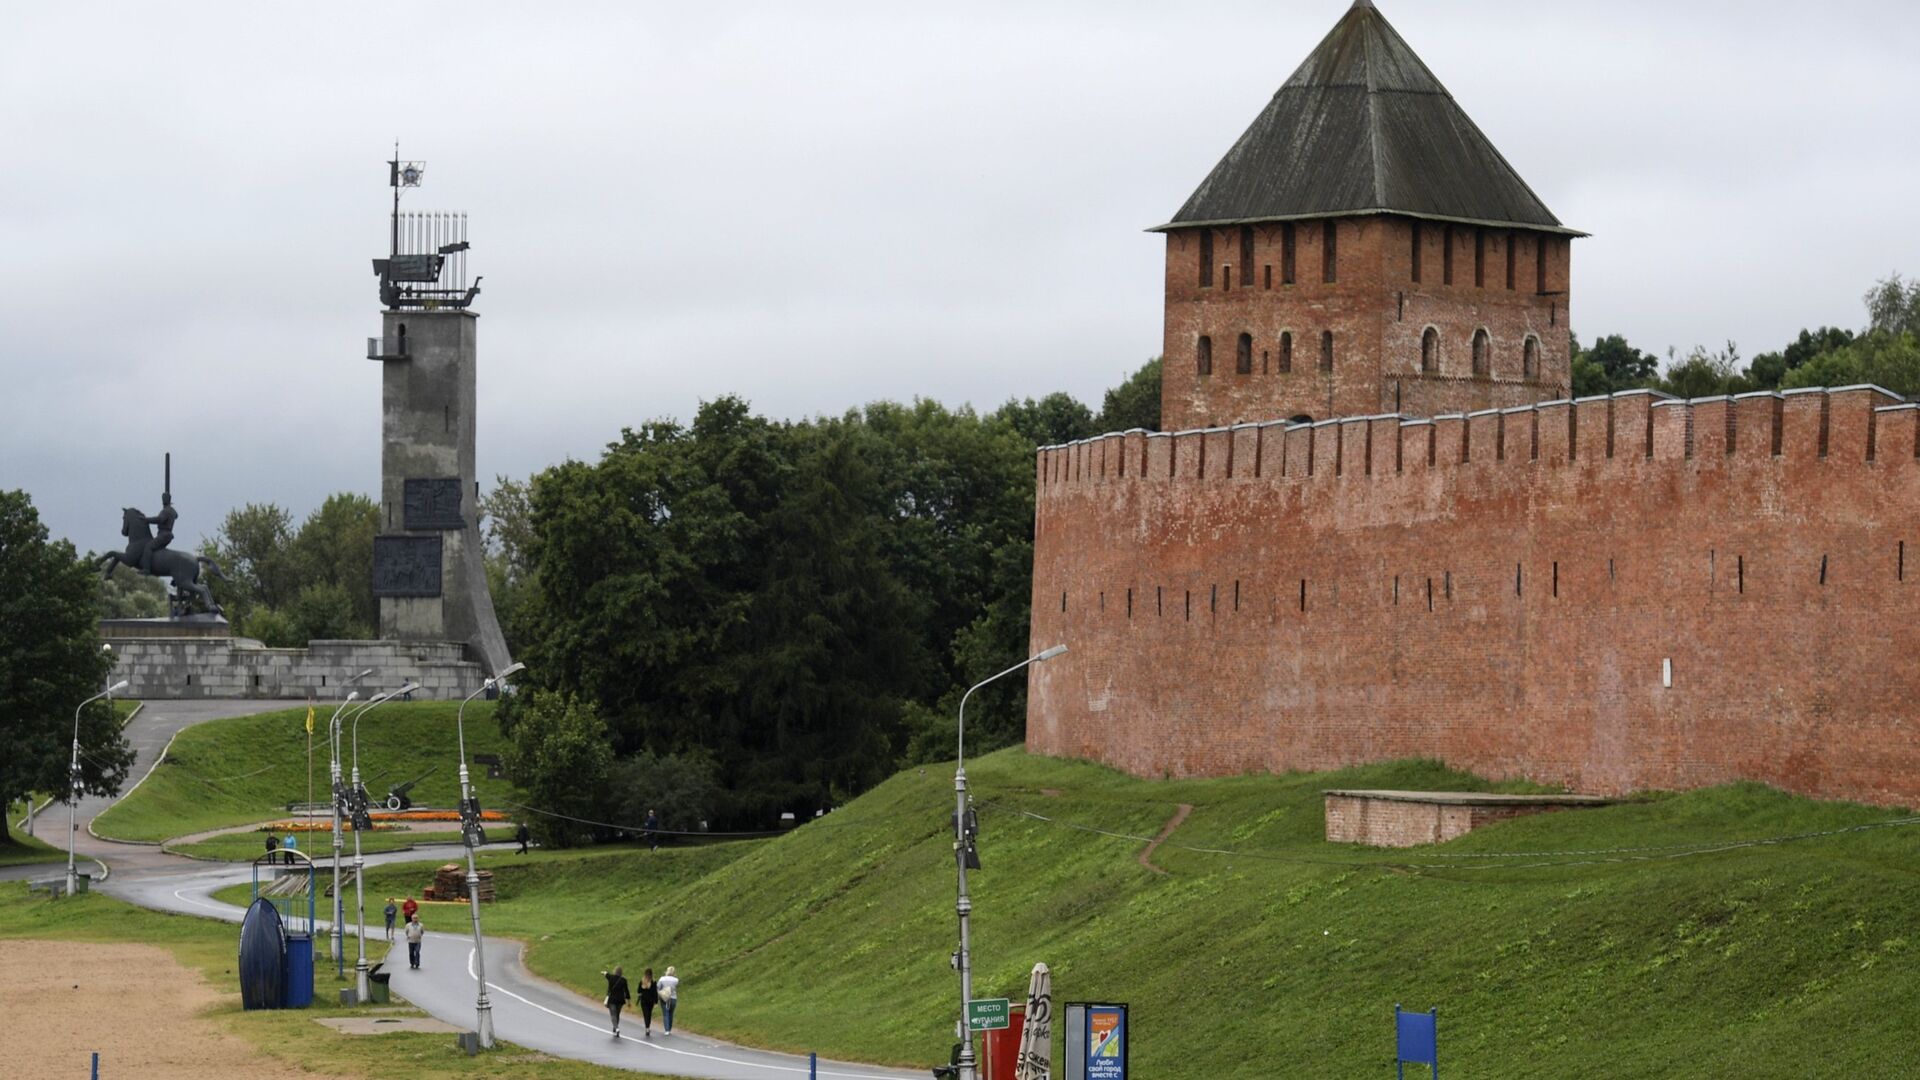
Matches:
[95,454,228,618]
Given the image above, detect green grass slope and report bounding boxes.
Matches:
[93,702,521,843]
[356,752,1920,1077]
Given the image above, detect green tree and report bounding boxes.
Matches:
[1095,357,1162,432]
[1570,333,1659,396]
[201,502,295,632]
[1658,342,1747,399]
[502,690,614,849]
[994,392,1097,446]
[608,749,722,836]
[1745,326,1855,389]
[1780,332,1920,395]
[287,582,361,642]
[286,493,378,630]
[480,477,536,652]
[0,490,133,842]
[92,556,167,618]
[1864,273,1920,337]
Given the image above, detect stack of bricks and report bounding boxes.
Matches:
[423,862,494,902]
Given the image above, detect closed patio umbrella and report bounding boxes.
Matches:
[1015,962,1052,1080]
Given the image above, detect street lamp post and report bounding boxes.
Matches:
[66,680,129,897]
[348,682,419,1003]
[324,689,367,972]
[456,661,525,1049]
[948,645,1065,1080]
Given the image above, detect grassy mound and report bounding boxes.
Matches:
[352,752,1919,1077]
[93,702,521,843]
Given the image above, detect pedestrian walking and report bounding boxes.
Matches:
[265,833,279,865]
[383,899,398,942]
[516,821,531,855]
[637,969,659,1038]
[602,964,631,1037]
[404,914,425,969]
[643,809,660,852]
[657,965,680,1034]
[402,895,419,923]
[282,833,299,864]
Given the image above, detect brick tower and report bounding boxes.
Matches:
[1157,0,1584,431]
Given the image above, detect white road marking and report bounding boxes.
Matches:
[463,947,912,1079]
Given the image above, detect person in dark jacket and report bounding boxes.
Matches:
[602,965,631,1037]
[516,822,531,854]
[383,899,398,942]
[643,809,660,852]
[637,968,660,1038]
[265,833,280,865]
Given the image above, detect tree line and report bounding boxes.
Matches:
[1572,273,1920,399]
[495,362,1162,841]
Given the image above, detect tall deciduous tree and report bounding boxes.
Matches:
[501,690,614,849]
[0,490,132,840]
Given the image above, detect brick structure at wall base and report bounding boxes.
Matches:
[1025,388,1920,809]
[1323,789,1615,848]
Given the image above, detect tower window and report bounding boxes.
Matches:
[1240,227,1255,290]
[1264,265,1272,289]
[1322,221,1337,283]
[1199,230,1214,287]
[1281,223,1296,285]
[1421,327,1438,374]
[1474,229,1485,288]
[1505,230,1516,290]
[1410,221,1422,283]
[1537,235,1549,294]
[1472,328,1490,376]
[1197,335,1213,376]
[1443,225,1455,285]
[1278,331,1293,373]
[1320,330,1334,373]
[1236,333,1253,375]
[1523,336,1540,380]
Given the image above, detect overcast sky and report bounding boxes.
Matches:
[5,1,1917,549]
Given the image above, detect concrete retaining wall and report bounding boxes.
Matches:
[102,637,484,700]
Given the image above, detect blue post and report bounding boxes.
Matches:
[91,1052,99,1079]
[810,1051,817,1079]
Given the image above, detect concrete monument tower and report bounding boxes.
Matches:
[366,152,511,675]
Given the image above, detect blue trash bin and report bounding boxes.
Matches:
[283,934,314,1008]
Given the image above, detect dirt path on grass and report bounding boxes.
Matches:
[0,939,351,1080]
[1139,803,1195,875]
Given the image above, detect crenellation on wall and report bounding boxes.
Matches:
[1038,387,1917,503]
[1537,401,1571,466]
[1876,404,1920,460]
[1732,392,1781,458]
[1782,388,1829,459]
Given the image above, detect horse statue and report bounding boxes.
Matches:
[97,507,228,618]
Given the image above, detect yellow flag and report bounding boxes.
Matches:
[305,705,315,735]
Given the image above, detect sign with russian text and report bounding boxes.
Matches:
[968,997,1011,1032]
[1085,1003,1126,1079]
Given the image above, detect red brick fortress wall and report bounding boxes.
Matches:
[1026,387,1920,807]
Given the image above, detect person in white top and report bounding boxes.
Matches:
[656,966,681,1034]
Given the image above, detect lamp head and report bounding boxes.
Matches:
[498,662,526,681]
[1034,645,1068,662]
[107,680,129,694]
[345,691,360,703]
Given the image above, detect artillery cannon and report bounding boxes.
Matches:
[384,765,440,811]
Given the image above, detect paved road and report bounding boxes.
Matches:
[54,699,925,1080]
